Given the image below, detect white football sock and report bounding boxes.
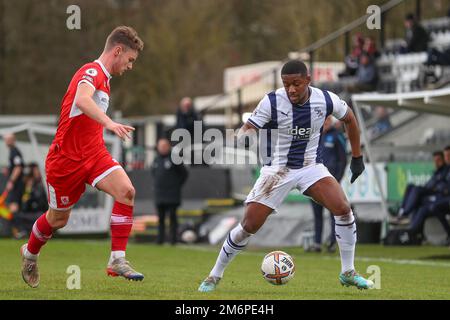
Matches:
[109,250,125,265]
[209,223,252,279]
[24,247,39,261]
[334,211,356,273]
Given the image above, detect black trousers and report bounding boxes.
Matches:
[156,204,179,244]
[6,181,25,209]
[400,184,429,217]
[310,200,336,245]
[410,197,450,237]
[309,171,343,245]
[12,211,42,234]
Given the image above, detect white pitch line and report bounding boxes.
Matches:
[180,245,450,268]
[310,254,450,268]
[351,256,450,268]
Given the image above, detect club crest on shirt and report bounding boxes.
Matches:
[314,107,324,118]
[61,196,70,205]
[164,159,172,169]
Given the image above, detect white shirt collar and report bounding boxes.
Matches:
[94,59,112,79]
[298,87,313,106]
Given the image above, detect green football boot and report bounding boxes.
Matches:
[198,276,221,292]
[339,270,374,290]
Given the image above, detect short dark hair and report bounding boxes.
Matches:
[405,13,415,22]
[281,60,308,76]
[157,136,170,143]
[433,150,444,158]
[444,145,450,151]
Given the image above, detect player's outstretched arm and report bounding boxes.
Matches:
[341,108,365,183]
[75,83,134,140]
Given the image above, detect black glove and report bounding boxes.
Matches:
[350,156,365,184]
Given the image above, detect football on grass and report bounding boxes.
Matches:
[261,251,295,285]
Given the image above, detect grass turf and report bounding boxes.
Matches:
[1,239,450,300]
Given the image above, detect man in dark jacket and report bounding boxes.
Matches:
[404,13,430,53]
[151,138,188,245]
[407,147,450,244]
[175,97,201,137]
[307,116,348,253]
[2,133,25,216]
[393,151,448,224]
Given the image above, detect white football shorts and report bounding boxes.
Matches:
[245,164,332,211]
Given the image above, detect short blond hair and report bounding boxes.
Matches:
[105,26,144,52]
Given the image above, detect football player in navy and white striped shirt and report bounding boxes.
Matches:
[199,60,373,292]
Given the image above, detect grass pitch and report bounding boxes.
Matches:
[1,239,450,300]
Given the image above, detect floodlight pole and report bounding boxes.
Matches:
[351,100,389,241]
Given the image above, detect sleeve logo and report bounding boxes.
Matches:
[85,68,98,77]
[13,156,23,166]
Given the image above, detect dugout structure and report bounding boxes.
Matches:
[0,122,121,235]
[352,86,450,240]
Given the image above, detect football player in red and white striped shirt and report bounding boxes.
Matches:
[20,26,145,287]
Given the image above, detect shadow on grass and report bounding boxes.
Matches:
[420,254,450,260]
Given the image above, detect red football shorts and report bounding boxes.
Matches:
[45,144,122,210]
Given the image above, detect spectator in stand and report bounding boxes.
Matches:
[344,52,378,93]
[11,163,48,239]
[423,46,450,88]
[363,36,380,59]
[151,137,188,245]
[391,151,448,225]
[402,13,430,53]
[339,32,364,78]
[331,50,379,105]
[425,48,450,66]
